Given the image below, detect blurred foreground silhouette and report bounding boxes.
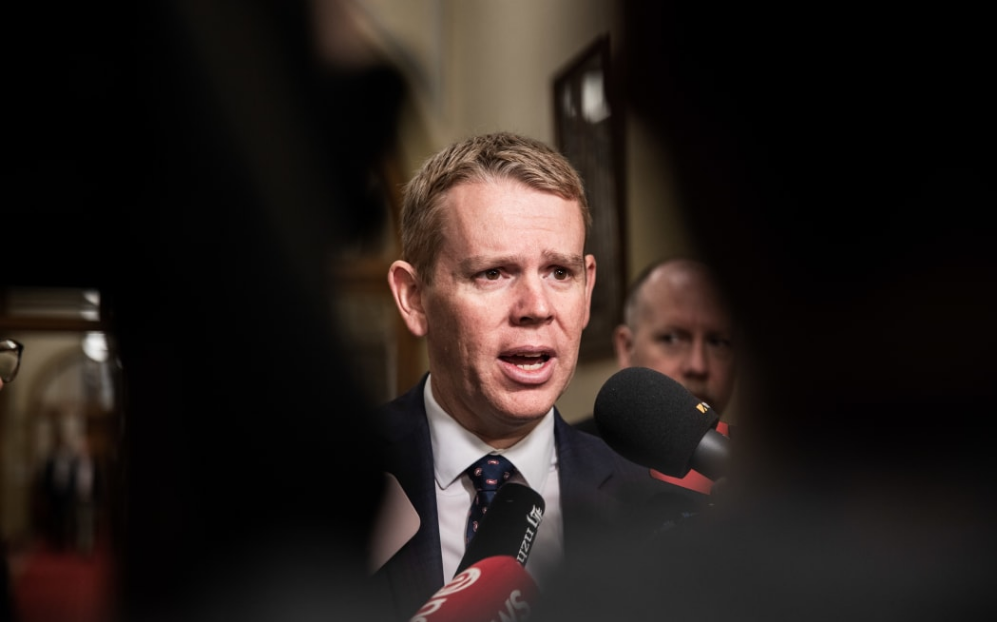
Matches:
[538,3,996,621]
[9,1,405,620]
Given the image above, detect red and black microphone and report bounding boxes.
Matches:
[409,555,538,622]
[410,482,546,622]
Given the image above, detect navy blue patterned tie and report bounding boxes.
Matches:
[465,454,516,545]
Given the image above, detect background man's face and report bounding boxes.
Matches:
[618,266,735,413]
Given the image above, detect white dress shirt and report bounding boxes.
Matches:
[424,374,564,588]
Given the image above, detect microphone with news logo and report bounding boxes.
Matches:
[409,483,545,622]
[457,482,545,574]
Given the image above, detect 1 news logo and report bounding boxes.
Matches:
[516,505,544,565]
[409,557,535,622]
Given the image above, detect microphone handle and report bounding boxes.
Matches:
[690,428,728,481]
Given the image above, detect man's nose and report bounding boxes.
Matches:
[513,276,553,324]
[684,340,709,375]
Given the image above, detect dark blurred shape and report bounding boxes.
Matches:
[8,1,406,620]
[616,0,996,485]
[539,2,996,621]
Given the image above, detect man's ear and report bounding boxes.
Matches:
[613,324,634,368]
[387,260,428,337]
[581,254,597,328]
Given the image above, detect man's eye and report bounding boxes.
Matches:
[659,332,685,346]
[552,267,569,280]
[483,269,501,280]
[708,337,734,353]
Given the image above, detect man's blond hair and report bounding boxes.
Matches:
[399,131,591,283]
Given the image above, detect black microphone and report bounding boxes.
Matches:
[455,482,545,575]
[594,367,729,480]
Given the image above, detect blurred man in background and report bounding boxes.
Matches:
[611,257,736,417]
[576,257,736,494]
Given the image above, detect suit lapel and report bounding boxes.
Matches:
[553,412,622,554]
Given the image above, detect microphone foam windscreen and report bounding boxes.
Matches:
[594,367,720,477]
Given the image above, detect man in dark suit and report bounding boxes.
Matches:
[370,132,703,620]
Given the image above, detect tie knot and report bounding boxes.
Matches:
[466,454,516,493]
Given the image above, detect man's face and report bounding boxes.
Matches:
[616,266,735,412]
[421,178,595,439]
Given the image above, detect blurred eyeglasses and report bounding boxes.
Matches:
[1,339,24,383]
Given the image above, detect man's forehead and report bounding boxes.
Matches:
[638,285,731,323]
[443,179,583,219]
[440,191,585,243]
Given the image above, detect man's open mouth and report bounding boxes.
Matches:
[500,352,551,371]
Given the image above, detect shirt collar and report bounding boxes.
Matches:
[425,373,555,493]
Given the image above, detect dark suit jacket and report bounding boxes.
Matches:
[369,373,705,620]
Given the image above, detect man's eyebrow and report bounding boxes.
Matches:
[457,252,585,274]
[543,251,586,270]
[457,255,513,274]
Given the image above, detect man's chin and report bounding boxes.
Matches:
[498,396,556,422]
[484,380,561,421]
